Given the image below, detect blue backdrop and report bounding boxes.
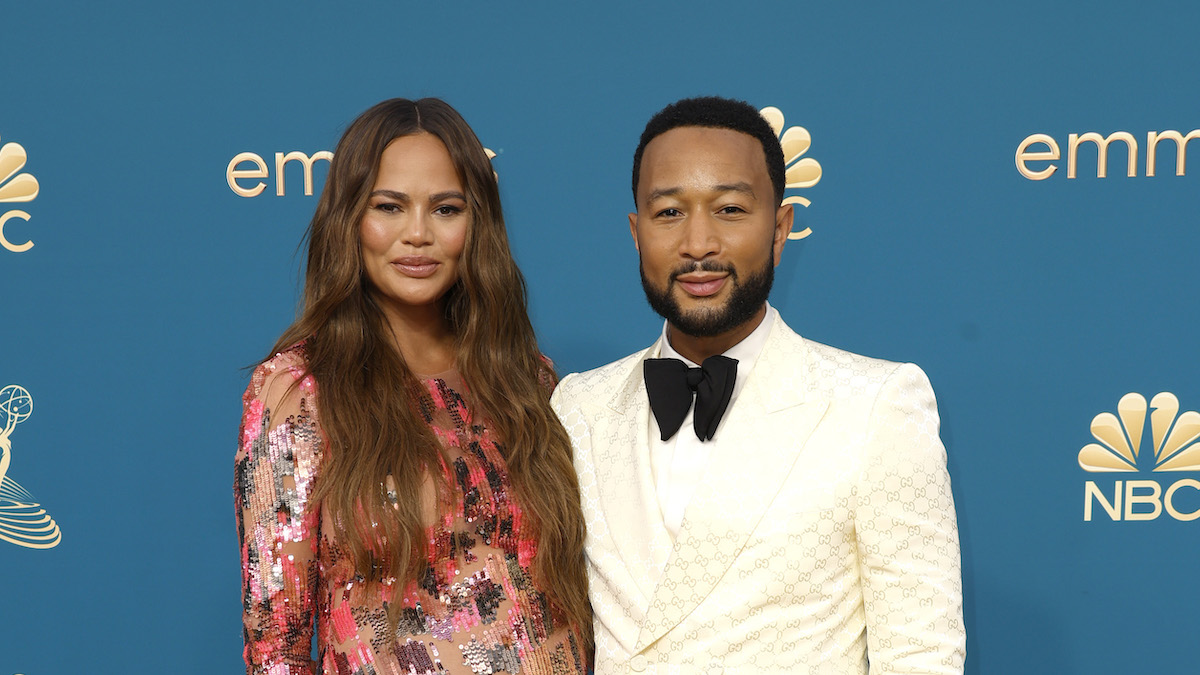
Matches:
[3,2,1198,673]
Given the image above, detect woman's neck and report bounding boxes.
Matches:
[378,301,457,375]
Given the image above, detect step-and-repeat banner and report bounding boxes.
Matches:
[3,2,1197,673]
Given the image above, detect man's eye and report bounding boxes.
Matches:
[656,208,682,218]
[719,206,746,215]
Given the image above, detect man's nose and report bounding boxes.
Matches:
[678,214,720,259]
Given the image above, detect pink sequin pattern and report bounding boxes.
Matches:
[236,346,587,674]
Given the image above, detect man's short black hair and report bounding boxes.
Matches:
[631,96,786,206]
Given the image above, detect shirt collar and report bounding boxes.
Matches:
[658,302,777,401]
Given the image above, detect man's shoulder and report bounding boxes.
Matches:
[771,319,923,400]
[553,346,652,405]
[773,316,894,368]
[802,336,898,373]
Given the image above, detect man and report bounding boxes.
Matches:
[550,97,965,674]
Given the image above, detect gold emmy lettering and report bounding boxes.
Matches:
[227,152,269,198]
[1015,134,1060,180]
[1146,130,1200,177]
[228,146,499,199]
[1019,128,1200,179]
[1068,132,1138,179]
[0,210,33,253]
[274,151,334,196]
[227,150,334,197]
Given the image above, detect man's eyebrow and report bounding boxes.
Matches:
[645,183,758,202]
[646,187,682,202]
[713,182,757,200]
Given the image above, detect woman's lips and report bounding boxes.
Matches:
[392,256,439,278]
[675,275,727,297]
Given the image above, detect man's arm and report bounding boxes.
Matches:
[855,362,966,675]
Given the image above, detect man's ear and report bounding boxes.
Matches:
[772,202,794,265]
[629,212,640,252]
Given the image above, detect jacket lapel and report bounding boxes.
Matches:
[635,320,830,651]
[589,339,675,604]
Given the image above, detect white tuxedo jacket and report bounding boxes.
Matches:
[550,317,965,675]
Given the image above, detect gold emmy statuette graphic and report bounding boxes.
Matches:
[760,107,822,240]
[0,384,62,548]
[0,137,40,253]
[1078,393,1200,472]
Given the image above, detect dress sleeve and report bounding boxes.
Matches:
[855,363,966,675]
[538,354,560,394]
[235,356,323,675]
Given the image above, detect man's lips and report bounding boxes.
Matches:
[391,256,439,278]
[674,274,728,297]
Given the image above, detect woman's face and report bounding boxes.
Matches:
[359,132,469,319]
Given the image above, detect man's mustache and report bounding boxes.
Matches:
[669,261,738,282]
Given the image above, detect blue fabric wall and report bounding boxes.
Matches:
[3,2,1197,672]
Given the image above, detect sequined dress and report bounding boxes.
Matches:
[236,346,588,675]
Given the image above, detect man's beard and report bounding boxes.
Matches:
[640,257,774,338]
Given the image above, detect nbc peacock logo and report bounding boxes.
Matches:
[1079,392,1200,522]
[0,135,40,253]
[0,384,62,548]
[760,106,822,240]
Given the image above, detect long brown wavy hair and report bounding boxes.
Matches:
[270,98,589,640]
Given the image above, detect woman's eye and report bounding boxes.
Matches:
[374,203,401,213]
[434,205,464,216]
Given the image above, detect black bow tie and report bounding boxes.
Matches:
[644,355,737,442]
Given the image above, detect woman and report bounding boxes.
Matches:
[235,98,591,674]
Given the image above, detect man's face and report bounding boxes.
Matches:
[630,126,792,338]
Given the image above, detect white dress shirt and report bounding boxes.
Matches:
[650,303,778,539]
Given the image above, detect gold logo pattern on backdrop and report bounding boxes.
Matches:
[0,384,62,549]
[1080,393,1200,522]
[760,107,822,240]
[1079,393,1200,473]
[1016,128,1200,180]
[0,136,40,253]
[227,147,499,197]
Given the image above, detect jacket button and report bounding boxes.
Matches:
[629,654,648,672]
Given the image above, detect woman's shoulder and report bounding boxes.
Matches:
[243,342,315,411]
[537,354,559,393]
